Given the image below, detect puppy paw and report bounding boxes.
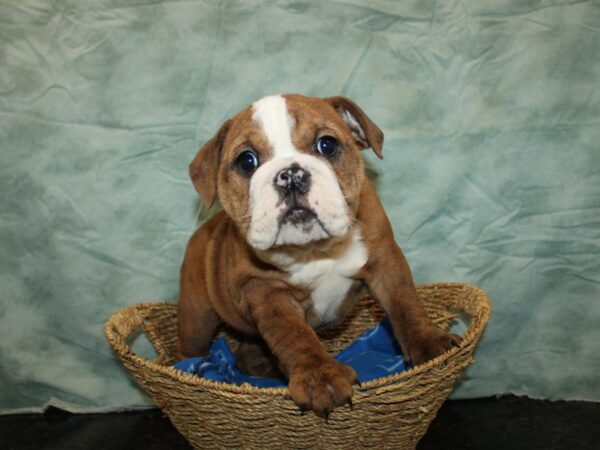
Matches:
[235,341,283,378]
[288,358,358,419]
[407,328,462,366]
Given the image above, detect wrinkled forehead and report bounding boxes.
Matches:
[283,94,343,125]
[222,94,345,155]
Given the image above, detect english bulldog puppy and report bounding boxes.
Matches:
[178,94,460,418]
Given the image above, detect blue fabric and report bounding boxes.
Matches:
[175,338,286,388]
[175,318,410,387]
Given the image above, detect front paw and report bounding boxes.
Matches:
[288,358,358,419]
[407,328,461,366]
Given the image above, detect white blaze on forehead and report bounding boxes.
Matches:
[252,95,299,159]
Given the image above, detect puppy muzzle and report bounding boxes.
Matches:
[247,154,350,250]
[275,165,316,225]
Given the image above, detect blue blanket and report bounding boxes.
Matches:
[175,318,410,387]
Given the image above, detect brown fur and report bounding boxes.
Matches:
[178,94,460,418]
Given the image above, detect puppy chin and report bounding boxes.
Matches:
[247,214,351,251]
[274,219,330,248]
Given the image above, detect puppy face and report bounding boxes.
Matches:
[190,94,383,251]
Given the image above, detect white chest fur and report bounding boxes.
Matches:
[271,230,368,324]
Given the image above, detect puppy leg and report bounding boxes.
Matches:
[365,243,461,366]
[245,281,357,418]
[235,339,283,378]
[177,287,220,360]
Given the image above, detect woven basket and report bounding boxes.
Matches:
[104,283,490,449]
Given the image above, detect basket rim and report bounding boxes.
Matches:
[104,282,491,397]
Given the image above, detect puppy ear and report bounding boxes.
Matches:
[325,96,384,159]
[189,120,230,206]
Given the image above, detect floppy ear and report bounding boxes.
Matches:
[189,120,231,206]
[324,96,384,159]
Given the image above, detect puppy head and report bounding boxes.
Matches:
[189,94,383,251]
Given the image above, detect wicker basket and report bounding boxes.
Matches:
[104,283,490,449]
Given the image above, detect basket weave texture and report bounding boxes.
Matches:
[104,283,490,450]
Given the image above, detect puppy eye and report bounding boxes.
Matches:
[315,136,338,157]
[236,150,260,174]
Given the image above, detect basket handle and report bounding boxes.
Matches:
[104,305,147,360]
[430,283,491,344]
[105,303,178,366]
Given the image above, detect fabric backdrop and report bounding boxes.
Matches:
[1,0,599,413]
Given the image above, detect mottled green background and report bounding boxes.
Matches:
[1,0,599,413]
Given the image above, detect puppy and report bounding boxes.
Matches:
[178,94,460,417]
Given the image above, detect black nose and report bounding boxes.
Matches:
[274,165,311,195]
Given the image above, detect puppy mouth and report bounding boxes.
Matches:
[282,206,316,225]
[269,204,332,249]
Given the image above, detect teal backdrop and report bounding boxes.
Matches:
[1,0,599,413]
